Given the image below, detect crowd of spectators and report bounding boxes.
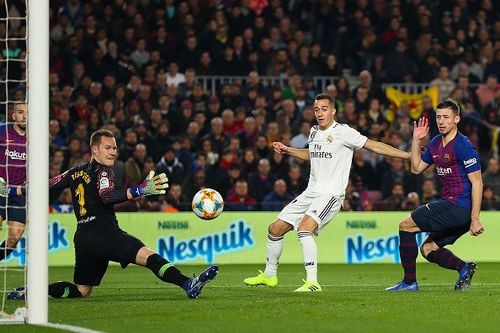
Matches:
[2,0,500,212]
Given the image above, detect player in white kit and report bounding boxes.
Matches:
[244,93,411,291]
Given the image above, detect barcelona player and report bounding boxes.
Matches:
[387,100,484,291]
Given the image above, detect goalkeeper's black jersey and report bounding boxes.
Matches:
[49,160,128,230]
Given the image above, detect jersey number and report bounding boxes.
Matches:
[75,183,87,216]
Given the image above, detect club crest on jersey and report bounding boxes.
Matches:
[99,177,110,189]
[326,135,333,143]
[444,153,450,162]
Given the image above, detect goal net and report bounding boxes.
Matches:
[0,0,48,324]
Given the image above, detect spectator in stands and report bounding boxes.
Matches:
[202,117,229,156]
[226,179,257,211]
[385,40,417,82]
[248,158,274,202]
[44,0,500,213]
[402,191,420,211]
[165,183,190,211]
[182,168,210,205]
[124,143,148,185]
[476,75,498,107]
[481,184,500,210]
[49,119,66,149]
[430,66,456,99]
[165,62,185,87]
[177,68,196,100]
[351,149,376,190]
[420,178,440,204]
[130,38,150,70]
[156,146,185,186]
[483,156,500,194]
[290,121,310,149]
[382,182,406,211]
[238,117,258,149]
[255,134,271,158]
[261,179,294,211]
[380,158,413,199]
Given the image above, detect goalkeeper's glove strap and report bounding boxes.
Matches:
[129,185,143,198]
[8,186,17,196]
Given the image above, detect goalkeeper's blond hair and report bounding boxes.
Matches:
[90,129,115,147]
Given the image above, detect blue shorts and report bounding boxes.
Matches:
[0,196,26,224]
[411,200,471,247]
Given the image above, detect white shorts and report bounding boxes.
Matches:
[278,192,343,234]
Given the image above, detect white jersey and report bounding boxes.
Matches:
[304,122,367,196]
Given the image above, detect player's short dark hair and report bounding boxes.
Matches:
[436,99,460,115]
[90,129,115,146]
[314,93,336,108]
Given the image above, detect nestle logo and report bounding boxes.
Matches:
[346,220,376,229]
[463,158,477,168]
[157,221,189,230]
[5,149,26,160]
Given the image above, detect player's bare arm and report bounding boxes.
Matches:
[467,170,484,236]
[362,139,410,160]
[272,142,310,161]
[410,117,430,174]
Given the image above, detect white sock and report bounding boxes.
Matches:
[264,234,284,277]
[298,231,317,281]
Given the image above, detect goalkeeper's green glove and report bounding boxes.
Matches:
[0,177,17,197]
[130,171,169,198]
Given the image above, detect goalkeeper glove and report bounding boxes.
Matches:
[130,171,169,198]
[0,177,17,197]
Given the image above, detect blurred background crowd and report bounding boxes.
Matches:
[1,0,500,212]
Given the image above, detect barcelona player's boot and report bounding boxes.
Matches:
[455,262,477,290]
[7,286,26,300]
[386,280,419,291]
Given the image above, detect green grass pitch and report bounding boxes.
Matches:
[3,263,500,332]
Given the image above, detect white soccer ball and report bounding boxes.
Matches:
[191,188,224,220]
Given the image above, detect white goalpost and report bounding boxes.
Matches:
[26,0,49,324]
[0,0,48,325]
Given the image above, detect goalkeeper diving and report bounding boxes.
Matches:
[7,129,218,300]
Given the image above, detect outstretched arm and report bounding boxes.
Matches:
[363,139,410,159]
[273,142,310,161]
[99,170,169,205]
[49,170,72,192]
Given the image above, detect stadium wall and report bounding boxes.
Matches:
[5,212,500,266]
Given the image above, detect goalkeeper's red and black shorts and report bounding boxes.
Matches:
[0,196,26,223]
[73,224,145,286]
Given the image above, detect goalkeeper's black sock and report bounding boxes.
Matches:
[0,241,14,261]
[48,281,82,299]
[146,253,189,287]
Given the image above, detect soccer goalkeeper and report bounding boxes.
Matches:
[8,129,218,300]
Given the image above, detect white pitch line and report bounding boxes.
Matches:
[40,322,105,333]
[96,282,500,289]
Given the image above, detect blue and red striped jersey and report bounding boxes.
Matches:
[0,124,27,185]
[422,132,481,209]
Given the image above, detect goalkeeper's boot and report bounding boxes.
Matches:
[294,279,322,292]
[243,270,278,287]
[7,286,26,300]
[183,265,218,299]
[455,262,477,291]
[386,280,419,291]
